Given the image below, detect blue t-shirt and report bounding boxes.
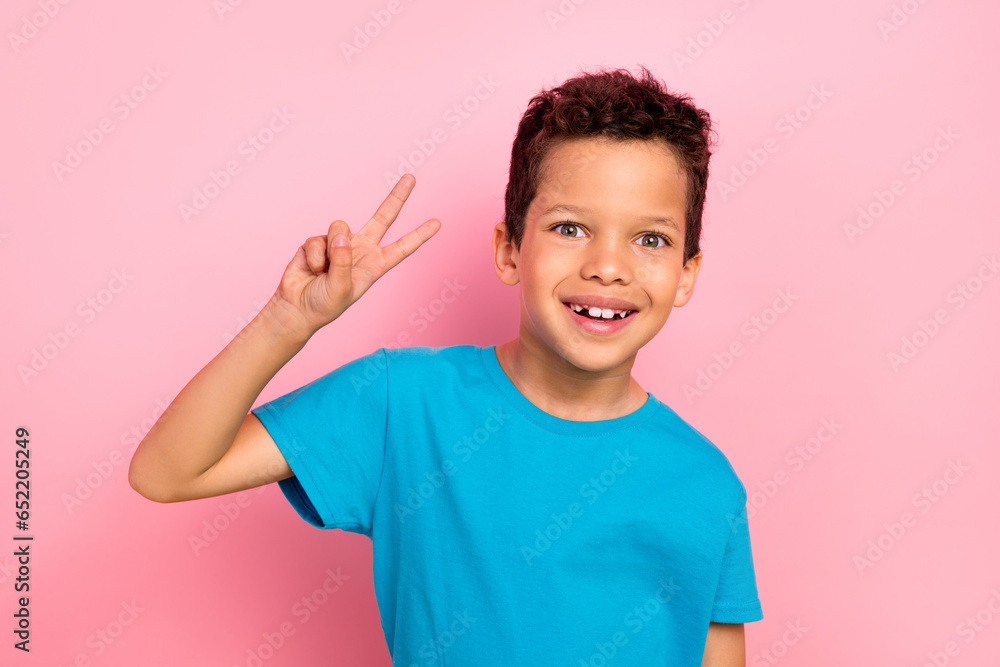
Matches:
[251,344,762,665]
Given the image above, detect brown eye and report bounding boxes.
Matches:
[554,223,582,237]
[639,233,671,248]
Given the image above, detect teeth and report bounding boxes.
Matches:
[590,307,613,319]
[568,303,632,319]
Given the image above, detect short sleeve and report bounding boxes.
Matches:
[710,498,764,623]
[250,347,388,535]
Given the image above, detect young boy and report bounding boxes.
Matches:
[129,65,762,666]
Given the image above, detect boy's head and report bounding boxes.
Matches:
[501,65,715,267]
[492,66,716,371]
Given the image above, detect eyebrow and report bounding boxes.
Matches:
[541,204,679,231]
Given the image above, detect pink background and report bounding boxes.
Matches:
[3,0,999,664]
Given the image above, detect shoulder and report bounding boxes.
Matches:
[647,401,748,504]
[373,345,483,382]
[381,344,484,371]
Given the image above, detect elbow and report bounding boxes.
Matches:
[128,458,179,504]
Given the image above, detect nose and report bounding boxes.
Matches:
[579,237,633,285]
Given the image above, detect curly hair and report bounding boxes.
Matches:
[503,65,716,265]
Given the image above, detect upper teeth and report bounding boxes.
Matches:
[569,303,632,318]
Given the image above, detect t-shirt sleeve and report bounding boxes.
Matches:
[250,347,388,535]
[710,494,764,623]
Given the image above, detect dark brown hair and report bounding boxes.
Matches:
[503,65,716,265]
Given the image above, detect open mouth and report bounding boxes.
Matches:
[564,302,635,322]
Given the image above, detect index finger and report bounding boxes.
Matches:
[356,173,416,246]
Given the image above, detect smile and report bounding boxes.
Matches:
[563,302,637,335]
[564,302,634,321]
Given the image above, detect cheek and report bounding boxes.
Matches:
[634,258,676,285]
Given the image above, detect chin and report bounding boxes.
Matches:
[556,341,638,372]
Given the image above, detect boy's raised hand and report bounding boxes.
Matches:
[270,174,441,338]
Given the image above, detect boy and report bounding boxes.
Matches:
[129,65,762,665]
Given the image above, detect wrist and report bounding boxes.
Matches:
[251,294,316,348]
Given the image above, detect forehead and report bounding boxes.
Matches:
[531,136,687,216]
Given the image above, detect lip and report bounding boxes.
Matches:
[562,294,640,312]
[563,302,636,335]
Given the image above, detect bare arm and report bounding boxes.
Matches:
[128,174,440,503]
[127,297,308,502]
[701,622,746,667]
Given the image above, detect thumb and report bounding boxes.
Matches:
[324,219,353,292]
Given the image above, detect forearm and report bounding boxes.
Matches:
[128,294,310,501]
[701,622,746,667]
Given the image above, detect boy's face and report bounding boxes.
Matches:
[492,136,702,375]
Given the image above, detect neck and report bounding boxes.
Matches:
[494,338,646,422]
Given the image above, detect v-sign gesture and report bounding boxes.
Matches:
[270,173,441,338]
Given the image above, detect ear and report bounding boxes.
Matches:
[673,250,702,308]
[492,221,520,286]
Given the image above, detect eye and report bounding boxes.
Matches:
[638,232,672,249]
[553,222,585,238]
